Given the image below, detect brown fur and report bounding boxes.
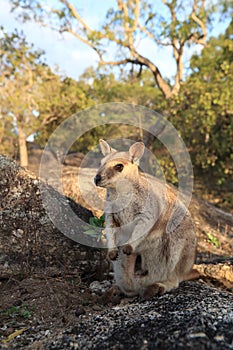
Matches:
[95,140,198,297]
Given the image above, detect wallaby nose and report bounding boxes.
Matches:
[94,174,101,186]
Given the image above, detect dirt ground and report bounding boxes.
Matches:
[0,273,99,348]
[1,255,232,349]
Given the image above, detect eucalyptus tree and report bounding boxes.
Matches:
[168,20,233,186]
[11,0,227,98]
[0,29,64,166]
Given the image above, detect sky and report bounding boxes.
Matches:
[0,0,231,81]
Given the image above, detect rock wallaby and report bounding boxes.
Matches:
[94,139,199,298]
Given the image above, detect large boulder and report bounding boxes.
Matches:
[0,155,100,277]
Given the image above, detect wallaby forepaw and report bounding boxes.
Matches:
[108,249,118,261]
[143,283,165,299]
[122,244,133,255]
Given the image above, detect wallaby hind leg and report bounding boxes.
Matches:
[143,283,166,299]
[143,278,179,299]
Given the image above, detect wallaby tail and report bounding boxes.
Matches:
[183,269,200,281]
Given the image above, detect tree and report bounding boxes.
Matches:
[80,66,162,108]
[0,29,92,167]
[11,0,223,98]
[0,114,16,159]
[0,29,57,166]
[34,76,94,148]
[167,20,233,187]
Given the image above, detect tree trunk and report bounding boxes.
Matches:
[18,125,28,168]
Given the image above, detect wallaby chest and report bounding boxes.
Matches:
[107,186,145,227]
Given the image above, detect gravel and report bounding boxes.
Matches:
[46,282,233,350]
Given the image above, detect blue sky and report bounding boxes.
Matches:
[1,0,231,80]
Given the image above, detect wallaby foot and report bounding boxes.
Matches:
[108,249,118,261]
[143,283,166,299]
[122,244,133,255]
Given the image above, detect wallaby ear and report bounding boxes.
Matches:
[99,139,117,156]
[129,142,145,163]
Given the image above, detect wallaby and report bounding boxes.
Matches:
[94,139,199,298]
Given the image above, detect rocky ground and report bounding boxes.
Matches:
[46,282,233,350]
[0,154,233,349]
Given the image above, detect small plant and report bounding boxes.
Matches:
[2,303,35,319]
[206,232,220,248]
[84,214,105,242]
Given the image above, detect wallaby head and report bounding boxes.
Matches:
[94,139,145,188]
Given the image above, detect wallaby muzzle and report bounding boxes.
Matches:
[94,173,101,186]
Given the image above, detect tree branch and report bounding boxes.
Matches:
[162,0,182,94]
[59,0,94,33]
[60,0,126,49]
[191,0,207,45]
[127,46,172,98]
[66,28,99,52]
[99,58,134,66]
[131,0,140,32]
[138,22,173,47]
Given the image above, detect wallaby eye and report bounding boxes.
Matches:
[114,163,124,172]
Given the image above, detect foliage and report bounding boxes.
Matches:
[0,28,59,166]
[206,232,220,248]
[165,20,233,188]
[0,28,92,166]
[80,67,163,107]
[2,303,35,319]
[0,114,16,158]
[84,214,105,242]
[35,76,94,148]
[89,214,105,228]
